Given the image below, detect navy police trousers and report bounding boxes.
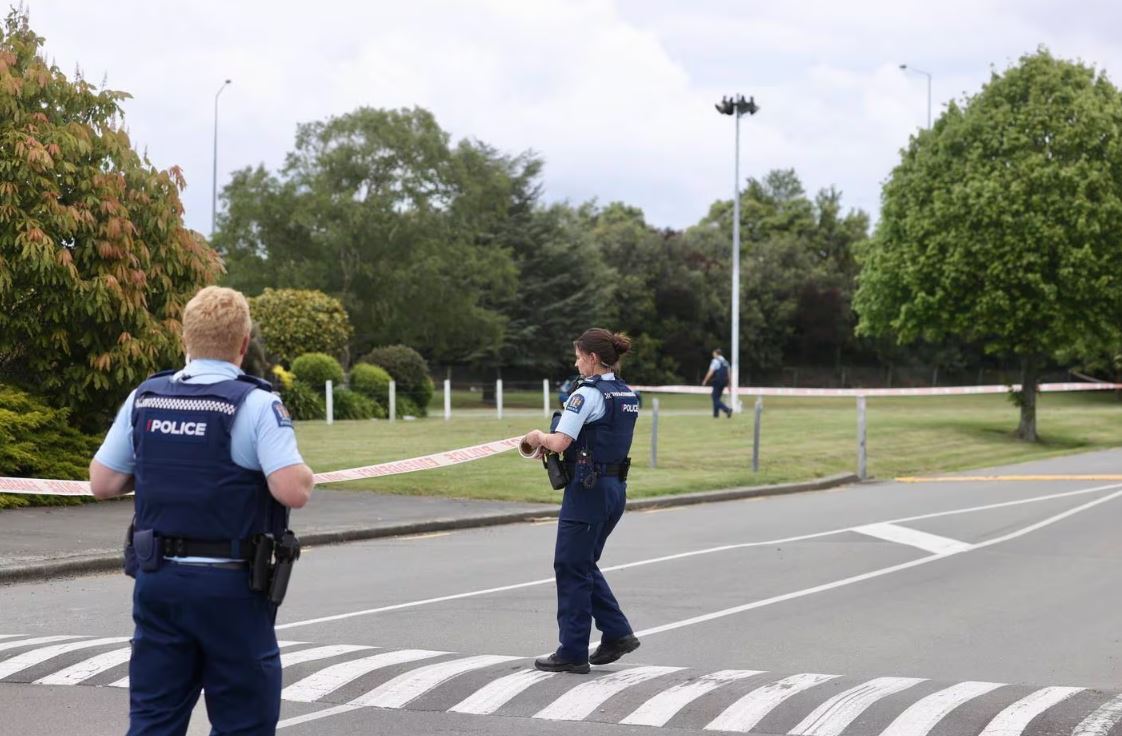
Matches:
[128,563,280,736]
[553,478,633,663]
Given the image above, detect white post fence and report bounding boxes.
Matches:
[443,379,451,421]
[496,379,504,420]
[752,396,763,472]
[388,380,396,423]
[856,396,868,480]
[649,398,660,468]
[325,380,334,425]
[543,379,550,417]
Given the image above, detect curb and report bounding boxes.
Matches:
[0,472,858,584]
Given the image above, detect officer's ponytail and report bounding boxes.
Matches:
[574,328,631,370]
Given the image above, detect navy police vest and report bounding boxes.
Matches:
[563,375,639,466]
[130,371,285,542]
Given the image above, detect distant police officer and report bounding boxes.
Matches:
[521,328,640,673]
[89,286,314,735]
[702,348,733,418]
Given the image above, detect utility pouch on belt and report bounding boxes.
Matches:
[267,531,301,606]
[132,528,160,573]
[249,533,275,593]
[123,518,138,579]
[543,452,570,490]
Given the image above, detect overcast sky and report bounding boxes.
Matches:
[19,0,1122,236]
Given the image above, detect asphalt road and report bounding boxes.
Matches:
[3,450,1122,735]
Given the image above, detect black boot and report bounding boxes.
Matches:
[589,634,641,666]
[534,653,591,674]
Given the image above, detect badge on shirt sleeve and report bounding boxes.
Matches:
[272,401,294,428]
[565,393,585,413]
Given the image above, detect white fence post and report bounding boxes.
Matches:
[443,379,451,421]
[325,380,334,425]
[857,395,868,480]
[752,396,763,472]
[389,380,396,423]
[543,379,550,417]
[496,379,504,420]
[649,398,660,468]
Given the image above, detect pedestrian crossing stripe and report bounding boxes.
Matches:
[0,634,1118,736]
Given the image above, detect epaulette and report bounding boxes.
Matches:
[237,374,276,392]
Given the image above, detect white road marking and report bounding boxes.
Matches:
[790,677,927,736]
[620,669,764,727]
[35,647,132,686]
[349,654,521,708]
[282,649,447,703]
[275,482,1122,631]
[534,666,685,721]
[0,636,129,679]
[0,635,83,653]
[854,522,972,555]
[280,644,376,668]
[632,487,1122,641]
[106,640,304,691]
[449,669,557,715]
[0,635,24,640]
[978,686,1084,735]
[1072,693,1122,736]
[878,681,1005,736]
[704,673,839,733]
[276,704,361,730]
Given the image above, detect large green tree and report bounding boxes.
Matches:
[0,12,219,429]
[855,50,1122,440]
[214,107,517,364]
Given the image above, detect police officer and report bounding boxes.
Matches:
[89,286,314,735]
[702,348,733,418]
[521,328,640,673]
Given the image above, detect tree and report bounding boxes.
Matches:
[855,50,1122,440]
[249,288,353,365]
[0,12,219,429]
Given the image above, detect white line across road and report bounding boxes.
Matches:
[1073,693,1122,736]
[275,482,1122,632]
[34,647,132,686]
[853,522,972,555]
[620,669,764,727]
[789,677,927,736]
[349,654,521,708]
[282,649,447,703]
[703,673,840,733]
[878,681,1006,736]
[280,644,376,668]
[449,669,558,715]
[0,637,129,679]
[534,666,686,721]
[0,635,82,653]
[978,686,1085,735]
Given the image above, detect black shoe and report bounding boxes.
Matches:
[589,634,640,666]
[534,653,591,674]
[725,408,733,418]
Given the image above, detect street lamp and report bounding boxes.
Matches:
[899,64,931,128]
[714,94,759,413]
[212,79,232,237]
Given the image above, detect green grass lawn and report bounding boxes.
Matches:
[297,391,1122,504]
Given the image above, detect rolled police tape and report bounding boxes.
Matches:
[0,436,527,497]
[629,381,1122,398]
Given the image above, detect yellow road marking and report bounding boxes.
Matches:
[896,475,1122,483]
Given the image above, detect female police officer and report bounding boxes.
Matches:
[521,328,641,673]
[89,286,314,735]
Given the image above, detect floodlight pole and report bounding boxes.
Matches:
[716,94,759,412]
[899,64,931,128]
[212,79,231,236]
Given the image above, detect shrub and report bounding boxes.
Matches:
[395,396,421,419]
[331,387,380,420]
[249,288,353,365]
[291,353,344,391]
[0,385,102,509]
[349,363,392,405]
[279,380,325,421]
[361,345,433,415]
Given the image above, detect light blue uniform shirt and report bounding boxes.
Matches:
[554,372,615,439]
[94,359,304,477]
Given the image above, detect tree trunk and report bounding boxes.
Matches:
[1016,357,1039,442]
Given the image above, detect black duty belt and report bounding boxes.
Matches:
[160,536,254,560]
[564,459,631,479]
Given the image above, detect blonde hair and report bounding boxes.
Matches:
[182,286,252,362]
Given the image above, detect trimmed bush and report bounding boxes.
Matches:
[291,353,345,391]
[332,387,380,420]
[361,345,433,415]
[249,288,353,365]
[279,380,325,421]
[0,385,102,509]
[395,396,421,419]
[349,363,392,405]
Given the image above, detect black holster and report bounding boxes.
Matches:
[268,531,301,606]
[543,452,569,490]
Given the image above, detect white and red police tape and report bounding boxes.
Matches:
[3,381,1120,497]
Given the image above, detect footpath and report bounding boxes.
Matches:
[0,474,856,583]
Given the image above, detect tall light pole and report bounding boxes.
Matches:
[899,64,931,128]
[212,79,231,236]
[715,94,759,413]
